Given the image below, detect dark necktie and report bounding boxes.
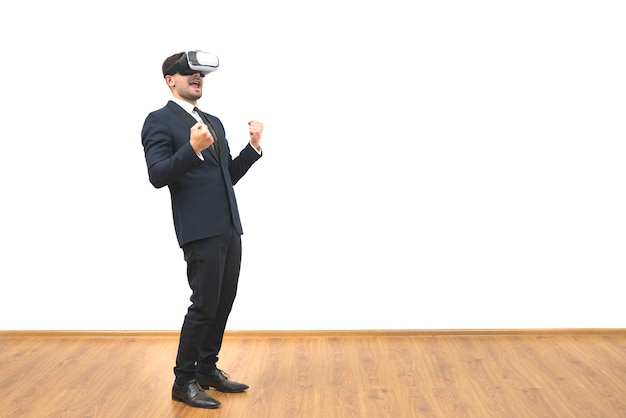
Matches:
[193,107,220,159]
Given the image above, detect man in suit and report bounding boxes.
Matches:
[141,51,263,409]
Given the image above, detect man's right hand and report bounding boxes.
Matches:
[190,122,214,153]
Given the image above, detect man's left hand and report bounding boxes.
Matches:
[249,121,264,151]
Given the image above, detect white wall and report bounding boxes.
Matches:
[1,1,624,330]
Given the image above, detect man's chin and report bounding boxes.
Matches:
[183,92,202,101]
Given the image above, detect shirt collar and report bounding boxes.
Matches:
[171,98,197,115]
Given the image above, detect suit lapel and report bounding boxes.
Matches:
[170,102,197,127]
[196,112,221,162]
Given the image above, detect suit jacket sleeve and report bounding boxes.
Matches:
[141,111,202,189]
[229,143,262,185]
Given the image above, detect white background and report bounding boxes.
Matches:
[1,1,624,330]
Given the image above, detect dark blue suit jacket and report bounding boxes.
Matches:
[141,100,261,247]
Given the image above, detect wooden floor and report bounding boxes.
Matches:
[1,330,625,418]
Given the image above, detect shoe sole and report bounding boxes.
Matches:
[198,383,248,393]
[172,393,221,409]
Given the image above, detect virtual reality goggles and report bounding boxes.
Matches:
[163,51,219,77]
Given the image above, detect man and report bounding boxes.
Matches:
[141,51,263,409]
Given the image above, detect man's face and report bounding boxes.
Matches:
[166,72,204,103]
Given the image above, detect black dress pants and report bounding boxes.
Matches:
[174,225,242,384]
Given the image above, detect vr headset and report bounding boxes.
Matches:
[163,51,219,77]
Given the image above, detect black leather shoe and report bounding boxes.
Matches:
[196,369,249,393]
[172,379,221,409]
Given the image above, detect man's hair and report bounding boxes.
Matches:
[162,52,185,77]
